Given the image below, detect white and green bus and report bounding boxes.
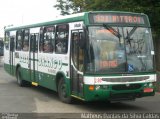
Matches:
[4,11,156,103]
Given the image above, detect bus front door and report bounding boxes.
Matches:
[71,30,84,97]
[29,34,38,85]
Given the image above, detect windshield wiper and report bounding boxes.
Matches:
[103,23,121,38]
[126,26,137,39]
[125,26,137,47]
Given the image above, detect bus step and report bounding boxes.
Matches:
[32,82,38,86]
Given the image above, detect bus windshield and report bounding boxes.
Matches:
[86,26,154,73]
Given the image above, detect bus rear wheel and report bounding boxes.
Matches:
[58,78,72,103]
[16,67,27,87]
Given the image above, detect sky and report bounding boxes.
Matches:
[0,0,61,37]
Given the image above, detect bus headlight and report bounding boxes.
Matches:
[144,83,147,87]
[149,83,153,87]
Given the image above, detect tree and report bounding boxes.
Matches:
[54,0,72,15]
[54,0,92,15]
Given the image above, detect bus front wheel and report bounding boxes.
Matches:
[58,78,72,103]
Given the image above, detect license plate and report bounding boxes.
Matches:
[143,88,153,93]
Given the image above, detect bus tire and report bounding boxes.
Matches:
[16,67,27,87]
[58,78,72,103]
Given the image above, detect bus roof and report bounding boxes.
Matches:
[4,11,148,31]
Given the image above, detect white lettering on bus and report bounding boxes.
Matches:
[38,57,62,70]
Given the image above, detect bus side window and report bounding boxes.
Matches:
[55,24,69,54]
[40,26,55,53]
[22,29,29,51]
[4,32,10,50]
[16,30,23,51]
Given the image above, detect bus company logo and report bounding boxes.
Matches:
[38,57,62,70]
[74,23,81,28]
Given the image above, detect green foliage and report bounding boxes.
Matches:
[54,0,72,15]
[54,0,85,15]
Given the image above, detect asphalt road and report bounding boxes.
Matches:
[0,58,160,118]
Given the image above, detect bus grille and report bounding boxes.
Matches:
[102,76,149,82]
[112,84,142,90]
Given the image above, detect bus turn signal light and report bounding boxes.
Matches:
[89,85,94,91]
[143,88,153,93]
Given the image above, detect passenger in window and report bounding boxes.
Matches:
[17,42,22,51]
[56,41,63,53]
[43,40,53,53]
[23,42,29,51]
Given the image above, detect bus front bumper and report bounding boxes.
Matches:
[83,83,155,101]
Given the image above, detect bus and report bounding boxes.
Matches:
[4,11,156,103]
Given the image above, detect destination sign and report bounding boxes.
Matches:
[89,13,146,25]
